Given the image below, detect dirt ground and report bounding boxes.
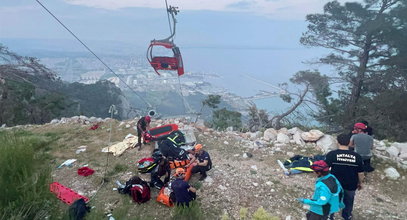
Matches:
[28,119,407,220]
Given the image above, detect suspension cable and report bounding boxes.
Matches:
[165,0,173,36]
[34,0,152,108]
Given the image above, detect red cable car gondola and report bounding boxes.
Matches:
[147,3,184,76]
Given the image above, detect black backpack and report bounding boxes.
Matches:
[68,198,91,220]
[118,176,146,195]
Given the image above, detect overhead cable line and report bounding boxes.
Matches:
[34,0,152,108]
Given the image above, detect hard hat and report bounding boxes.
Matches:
[145,115,151,122]
[310,160,330,172]
[194,144,203,151]
[354,122,367,130]
[175,168,185,176]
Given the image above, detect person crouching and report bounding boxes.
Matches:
[170,168,197,207]
[187,144,212,181]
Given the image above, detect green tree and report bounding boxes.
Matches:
[195,95,221,123]
[301,0,401,124]
[270,70,330,129]
[212,108,242,130]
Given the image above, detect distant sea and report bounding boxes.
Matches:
[181,46,327,114]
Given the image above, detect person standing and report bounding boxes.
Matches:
[326,133,364,220]
[297,160,344,220]
[170,168,197,207]
[349,123,375,173]
[135,115,151,150]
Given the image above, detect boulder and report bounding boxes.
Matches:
[386,146,400,158]
[317,135,337,153]
[89,117,98,123]
[293,131,305,147]
[393,143,407,155]
[287,127,303,135]
[384,167,400,180]
[278,127,288,134]
[301,129,324,142]
[50,119,59,124]
[248,131,262,141]
[276,133,290,144]
[263,128,278,142]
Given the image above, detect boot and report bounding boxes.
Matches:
[199,173,207,181]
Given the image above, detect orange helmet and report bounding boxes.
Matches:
[175,168,185,176]
[194,144,203,151]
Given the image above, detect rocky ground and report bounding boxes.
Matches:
[8,116,407,220]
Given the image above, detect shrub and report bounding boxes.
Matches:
[172,201,204,220]
[0,131,58,219]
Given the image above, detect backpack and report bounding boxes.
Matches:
[137,157,157,173]
[68,198,91,220]
[118,176,147,195]
[131,184,151,204]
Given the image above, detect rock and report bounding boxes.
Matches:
[60,117,68,124]
[316,135,337,153]
[287,152,295,158]
[252,182,259,187]
[278,127,288,134]
[286,216,292,220]
[96,118,104,123]
[386,146,400,158]
[263,128,278,141]
[89,117,97,123]
[224,141,229,145]
[301,129,324,142]
[79,115,89,121]
[125,124,131,128]
[384,167,400,180]
[50,119,59,124]
[276,133,290,144]
[287,127,303,135]
[266,181,273,186]
[226,126,233,132]
[244,152,253,158]
[399,153,407,160]
[250,165,258,171]
[218,185,227,191]
[393,143,407,155]
[274,143,286,149]
[247,131,262,141]
[205,176,214,185]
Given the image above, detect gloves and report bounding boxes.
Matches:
[297,198,305,203]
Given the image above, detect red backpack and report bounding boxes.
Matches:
[130,184,151,204]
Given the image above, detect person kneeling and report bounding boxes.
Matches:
[170,168,196,207]
[187,144,212,181]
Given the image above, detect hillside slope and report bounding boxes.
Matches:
[4,116,406,220]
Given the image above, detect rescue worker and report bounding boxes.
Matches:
[297,160,344,220]
[150,151,171,189]
[349,123,375,173]
[135,115,151,150]
[170,168,196,207]
[326,133,364,220]
[187,144,212,181]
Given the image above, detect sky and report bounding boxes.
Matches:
[0,0,364,108]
